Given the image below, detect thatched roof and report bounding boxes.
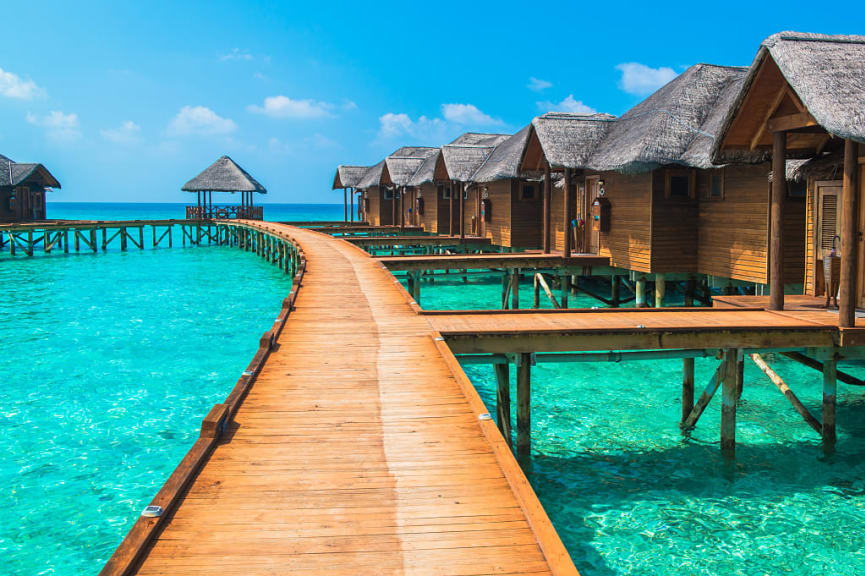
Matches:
[588,64,748,173]
[0,154,61,188]
[357,160,386,189]
[471,125,533,183]
[449,132,511,146]
[713,32,865,163]
[384,146,438,186]
[441,134,510,182]
[407,150,441,187]
[530,113,616,169]
[332,165,368,189]
[182,155,266,194]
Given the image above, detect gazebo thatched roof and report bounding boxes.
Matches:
[713,31,865,163]
[587,64,748,173]
[182,155,267,194]
[332,165,368,189]
[471,125,533,183]
[384,146,438,186]
[527,113,616,170]
[0,154,61,188]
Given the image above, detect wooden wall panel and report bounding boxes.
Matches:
[783,195,806,286]
[651,168,698,273]
[510,180,543,248]
[697,164,771,283]
[418,183,438,232]
[368,187,381,227]
[804,177,816,295]
[483,180,512,247]
[436,184,456,234]
[595,171,652,273]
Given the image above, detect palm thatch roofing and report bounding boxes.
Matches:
[357,160,386,189]
[332,165,368,189]
[0,154,61,188]
[587,64,748,173]
[528,113,617,170]
[407,150,441,187]
[440,134,510,182]
[182,155,267,194]
[713,31,865,163]
[384,146,438,186]
[471,125,533,183]
[449,132,511,146]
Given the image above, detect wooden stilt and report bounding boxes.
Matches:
[769,131,786,310]
[511,269,520,310]
[533,274,540,309]
[559,272,569,308]
[563,168,572,258]
[720,349,740,458]
[635,278,645,308]
[611,275,621,308]
[139,227,144,249]
[655,274,665,307]
[63,229,69,253]
[823,355,837,454]
[516,353,531,461]
[543,162,551,254]
[750,353,821,433]
[684,276,695,307]
[681,358,695,428]
[839,138,859,327]
[501,272,510,309]
[682,360,727,432]
[494,363,512,449]
[120,228,128,251]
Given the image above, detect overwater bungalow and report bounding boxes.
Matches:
[384,147,438,228]
[0,154,60,222]
[332,165,367,222]
[713,31,865,325]
[520,64,807,304]
[183,155,266,220]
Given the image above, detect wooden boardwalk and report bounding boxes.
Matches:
[124,223,576,575]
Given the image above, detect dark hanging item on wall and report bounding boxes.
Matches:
[592,197,611,232]
[364,197,370,212]
[482,198,492,222]
[417,196,425,216]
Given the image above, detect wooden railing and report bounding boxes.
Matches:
[100,223,306,576]
[186,205,263,220]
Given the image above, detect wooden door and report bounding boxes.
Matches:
[587,178,601,254]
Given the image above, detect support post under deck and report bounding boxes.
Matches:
[720,349,740,458]
[516,353,532,462]
[823,355,837,455]
[494,363,512,449]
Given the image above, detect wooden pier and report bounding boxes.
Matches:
[346,235,492,249]
[103,221,577,575]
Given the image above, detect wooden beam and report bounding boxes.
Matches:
[750,353,821,434]
[823,355,837,454]
[681,359,726,432]
[767,111,819,133]
[750,84,789,150]
[839,139,859,327]
[516,353,532,462]
[543,163,551,254]
[770,131,786,310]
[781,351,865,386]
[494,363,512,449]
[720,349,740,458]
[681,358,695,429]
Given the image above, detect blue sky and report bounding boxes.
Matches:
[1,0,862,204]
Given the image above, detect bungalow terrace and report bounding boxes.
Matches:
[713,32,865,326]
[332,165,368,222]
[521,63,807,303]
[0,154,60,222]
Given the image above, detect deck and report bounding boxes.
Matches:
[377,253,611,272]
[346,235,492,249]
[114,222,576,575]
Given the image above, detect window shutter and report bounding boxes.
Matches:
[817,188,839,259]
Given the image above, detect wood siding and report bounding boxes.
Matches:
[418,183,438,233]
[596,172,653,273]
[482,180,512,247]
[511,180,543,248]
[651,169,698,273]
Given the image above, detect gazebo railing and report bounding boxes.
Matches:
[186,205,263,220]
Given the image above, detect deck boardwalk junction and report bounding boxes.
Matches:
[103,221,577,575]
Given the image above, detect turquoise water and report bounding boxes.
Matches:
[412,275,865,575]
[47,201,344,223]
[0,203,337,574]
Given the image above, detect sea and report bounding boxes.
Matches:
[2,202,864,575]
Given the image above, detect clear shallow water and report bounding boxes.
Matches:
[1,203,337,574]
[407,274,865,575]
[47,201,344,223]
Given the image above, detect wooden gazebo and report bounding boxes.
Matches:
[183,155,266,220]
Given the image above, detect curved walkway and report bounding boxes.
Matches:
[132,223,576,575]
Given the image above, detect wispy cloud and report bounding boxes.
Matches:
[168,106,237,136]
[537,95,596,114]
[26,110,81,142]
[100,120,141,144]
[527,77,553,92]
[247,95,336,119]
[220,48,254,61]
[0,68,43,100]
[441,103,502,126]
[377,113,448,141]
[616,62,678,96]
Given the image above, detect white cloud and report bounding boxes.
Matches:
[220,48,253,61]
[616,62,678,96]
[441,103,502,126]
[100,121,141,144]
[26,110,81,142]
[168,106,237,136]
[377,112,448,141]
[341,100,358,111]
[247,95,335,119]
[527,77,553,92]
[537,95,597,114]
[0,68,43,100]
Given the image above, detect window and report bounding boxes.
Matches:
[521,184,536,200]
[665,169,695,199]
[439,185,451,200]
[705,169,724,200]
[383,189,393,200]
[788,179,807,199]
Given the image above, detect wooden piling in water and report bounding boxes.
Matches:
[720,349,740,458]
[823,355,837,454]
[516,353,532,461]
[681,358,695,428]
[494,362,512,449]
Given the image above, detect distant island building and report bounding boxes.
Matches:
[183,155,266,220]
[0,154,61,222]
